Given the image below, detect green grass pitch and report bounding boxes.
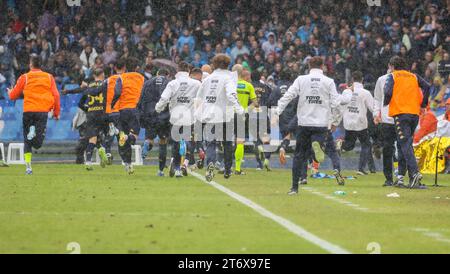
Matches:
[0,164,449,254]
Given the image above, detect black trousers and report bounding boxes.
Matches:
[342,129,371,171]
[292,126,328,190]
[119,109,140,164]
[75,123,88,164]
[23,112,48,153]
[394,114,420,180]
[381,123,397,182]
[204,122,234,173]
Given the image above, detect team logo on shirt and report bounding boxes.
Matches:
[177,96,191,104]
[306,96,322,104]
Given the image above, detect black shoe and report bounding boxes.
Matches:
[299,179,307,185]
[169,160,176,178]
[409,173,423,189]
[224,170,232,179]
[287,189,299,196]
[234,170,246,176]
[181,165,188,177]
[205,163,215,182]
[107,154,113,165]
[370,169,377,174]
[383,181,394,187]
[333,169,345,186]
[196,159,204,170]
[410,183,428,190]
[395,183,408,189]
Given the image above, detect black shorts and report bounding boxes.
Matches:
[85,113,109,139]
[280,116,298,138]
[119,109,140,135]
[143,118,171,140]
[108,112,120,130]
[23,112,48,152]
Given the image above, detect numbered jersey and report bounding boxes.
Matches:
[79,80,108,114]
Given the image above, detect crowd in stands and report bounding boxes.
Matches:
[0,0,450,112]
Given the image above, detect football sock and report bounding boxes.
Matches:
[235,144,244,172]
[86,143,95,162]
[25,152,32,169]
[159,144,167,171]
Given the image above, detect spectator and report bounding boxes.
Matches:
[230,38,249,62]
[102,41,118,67]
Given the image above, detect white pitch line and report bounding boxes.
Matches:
[302,187,370,212]
[412,228,450,244]
[190,171,351,254]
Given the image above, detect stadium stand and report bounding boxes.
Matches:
[0,0,449,141]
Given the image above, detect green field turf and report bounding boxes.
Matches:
[0,164,449,254]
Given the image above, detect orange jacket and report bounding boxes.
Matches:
[388,70,423,117]
[113,72,144,110]
[8,69,61,117]
[106,74,120,114]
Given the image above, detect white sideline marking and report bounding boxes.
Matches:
[302,187,370,212]
[190,172,351,254]
[412,228,450,244]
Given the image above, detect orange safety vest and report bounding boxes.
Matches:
[117,72,144,110]
[106,74,120,114]
[9,69,61,116]
[389,70,423,117]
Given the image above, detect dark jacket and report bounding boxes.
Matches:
[137,75,170,124]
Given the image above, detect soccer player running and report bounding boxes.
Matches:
[269,70,298,166]
[276,57,341,195]
[104,59,126,165]
[251,70,273,171]
[8,54,60,175]
[373,64,399,187]
[195,54,244,182]
[137,68,170,177]
[232,65,258,175]
[155,62,201,178]
[383,56,430,189]
[77,68,110,170]
[336,71,375,176]
[188,67,206,169]
[112,58,145,175]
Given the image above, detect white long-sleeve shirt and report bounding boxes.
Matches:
[341,82,374,131]
[277,69,345,128]
[373,74,394,125]
[195,69,244,123]
[155,71,201,126]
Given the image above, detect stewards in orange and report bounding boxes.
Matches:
[384,56,430,189]
[8,54,61,175]
[111,58,144,174]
